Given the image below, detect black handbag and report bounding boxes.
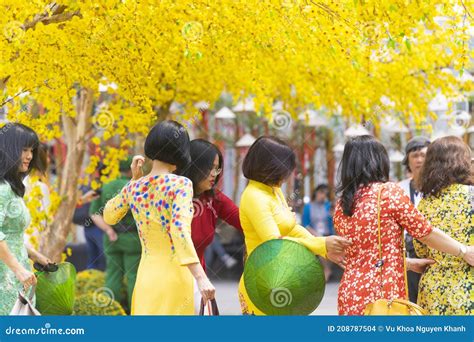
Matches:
[199,298,219,316]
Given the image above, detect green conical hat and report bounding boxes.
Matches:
[244,239,325,315]
[35,262,77,315]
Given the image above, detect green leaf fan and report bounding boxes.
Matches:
[35,262,77,315]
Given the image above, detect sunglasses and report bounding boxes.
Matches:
[210,168,222,177]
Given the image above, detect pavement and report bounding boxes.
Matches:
[214,280,339,315]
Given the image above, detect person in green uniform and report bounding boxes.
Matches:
[0,123,52,315]
[90,157,141,312]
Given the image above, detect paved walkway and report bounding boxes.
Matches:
[214,280,339,315]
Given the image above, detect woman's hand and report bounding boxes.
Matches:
[406,258,435,273]
[196,276,216,303]
[34,253,52,266]
[463,246,474,266]
[27,247,52,266]
[131,155,145,180]
[325,235,352,253]
[81,190,100,204]
[325,235,352,266]
[105,228,118,242]
[14,267,37,290]
[187,262,216,302]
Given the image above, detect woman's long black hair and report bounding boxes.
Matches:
[336,135,389,216]
[0,123,40,197]
[183,139,223,198]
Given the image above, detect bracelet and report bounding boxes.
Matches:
[457,245,467,258]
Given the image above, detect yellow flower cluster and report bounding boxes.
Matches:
[75,269,107,296]
[0,0,472,135]
[24,179,47,250]
[73,293,126,316]
[24,174,60,250]
[82,145,132,189]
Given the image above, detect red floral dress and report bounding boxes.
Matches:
[333,182,433,315]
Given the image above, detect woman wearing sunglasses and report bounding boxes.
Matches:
[183,139,243,272]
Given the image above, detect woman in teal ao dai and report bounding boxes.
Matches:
[0,124,51,315]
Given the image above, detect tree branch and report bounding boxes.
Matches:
[460,0,473,19]
[23,3,81,31]
[0,89,29,107]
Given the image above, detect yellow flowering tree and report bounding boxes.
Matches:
[0,0,472,260]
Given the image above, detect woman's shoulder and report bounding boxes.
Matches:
[378,182,411,204]
[385,181,404,190]
[0,181,13,196]
[423,183,469,201]
[172,174,191,184]
[201,190,231,211]
[0,182,15,204]
[146,174,192,187]
[242,182,272,198]
[421,184,473,212]
[438,184,473,205]
[445,183,471,193]
[130,174,192,194]
[241,183,262,201]
[212,189,232,202]
[374,181,405,195]
[165,175,192,192]
[352,182,404,204]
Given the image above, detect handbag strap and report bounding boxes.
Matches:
[376,185,409,300]
[376,186,384,298]
[19,285,36,304]
[199,298,219,316]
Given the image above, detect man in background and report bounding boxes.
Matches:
[90,157,141,313]
[399,136,430,303]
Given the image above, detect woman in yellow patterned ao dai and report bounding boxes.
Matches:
[415,137,474,315]
[104,121,215,315]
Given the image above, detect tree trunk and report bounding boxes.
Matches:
[299,123,306,199]
[232,121,242,203]
[40,88,94,261]
[156,101,171,123]
[308,129,316,196]
[133,134,145,155]
[325,128,335,201]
